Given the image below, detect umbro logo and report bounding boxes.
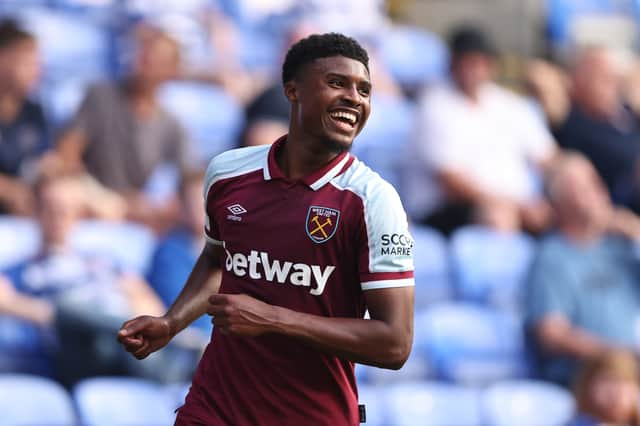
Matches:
[227,204,247,222]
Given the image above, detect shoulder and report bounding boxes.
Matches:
[332,157,404,211]
[204,145,269,191]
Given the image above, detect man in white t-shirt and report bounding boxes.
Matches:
[406,26,557,235]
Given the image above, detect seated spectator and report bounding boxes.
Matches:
[0,19,49,215]
[147,169,212,333]
[407,25,556,235]
[0,171,164,384]
[526,152,640,387]
[55,23,191,232]
[571,350,640,426]
[554,46,640,214]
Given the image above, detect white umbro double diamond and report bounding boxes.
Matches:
[227,204,247,215]
[226,204,247,222]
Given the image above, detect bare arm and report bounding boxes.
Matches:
[164,243,223,334]
[55,128,87,173]
[0,276,53,326]
[208,286,414,370]
[534,313,613,359]
[117,242,222,358]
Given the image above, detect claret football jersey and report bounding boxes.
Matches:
[181,137,414,425]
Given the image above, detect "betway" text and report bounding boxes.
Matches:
[224,249,335,296]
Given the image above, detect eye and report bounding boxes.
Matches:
[328,79,343,88]
[358,87,371,97]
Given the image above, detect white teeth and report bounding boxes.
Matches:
[330,111,357,125]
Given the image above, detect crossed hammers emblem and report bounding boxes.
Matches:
[309,215,333,239]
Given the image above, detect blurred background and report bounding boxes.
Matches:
[3,0,640,425]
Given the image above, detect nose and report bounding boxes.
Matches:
[341,84,362,106]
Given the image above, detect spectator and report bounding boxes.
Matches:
[147,169,212,333]
[571,350,640,426]
[554,46,640,214]
[0,170,164,383]
[55,23,191,232]
[406,25,556,235]
[526,152,640,387]
[0,19,48,215]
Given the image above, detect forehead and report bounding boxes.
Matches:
[305,56,370,82]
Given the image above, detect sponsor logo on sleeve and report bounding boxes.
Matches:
[381,233,413,256]
[305,206,340,243]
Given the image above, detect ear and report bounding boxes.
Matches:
[284,81,298,103]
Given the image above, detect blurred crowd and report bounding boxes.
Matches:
[4,0,640,424]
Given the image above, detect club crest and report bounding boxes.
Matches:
[306,206,340,243]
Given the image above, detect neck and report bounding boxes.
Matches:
[0,89,22,124]
[279,129,342,181]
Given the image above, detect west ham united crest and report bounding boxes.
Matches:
[306,206,340,244]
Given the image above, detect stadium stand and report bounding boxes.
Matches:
[450,225,536,313]
[0,374,76,425]
[73,377,176,425]
[414,302,529,386]
[481,379,576,426]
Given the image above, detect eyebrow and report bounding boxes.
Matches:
[326,72,372,88]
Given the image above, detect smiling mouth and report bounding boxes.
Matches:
[328,110,358,132]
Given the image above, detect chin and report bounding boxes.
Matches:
[322,132,356,153]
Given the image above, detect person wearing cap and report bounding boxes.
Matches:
[405,25,557,235]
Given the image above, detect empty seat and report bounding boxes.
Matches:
[415,303,529,386]
[159,82,245,163]
[73,377,176,426]
[450,226,536,312]
[386,381,481,426]
[410,225,452,308]
[482,379,576,426]
[0,374,76,425]
[378,25,448,92]
[70,220,157,274]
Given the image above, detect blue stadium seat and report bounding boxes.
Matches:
[73,377,176,426]
[356,348,431,385]
[164,381,191,412]
[44,78,90,127]
[450,226,536,313]
[410,225,452,308]
[546,0,630,43]
[357,384,388,426]
[159,81,245,163]
[0,374,76,425]
[19,9,110,82]
[352,95,415,192]
[378,25,448,92]
[414,303,529,385]
[482,379,576,426]
[70,220,157,274]
[0,216,39,270]
[386,382,481,426]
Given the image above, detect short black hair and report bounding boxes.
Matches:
[282,33,369,85]
[0,19,34,51]
[448,25,497,59]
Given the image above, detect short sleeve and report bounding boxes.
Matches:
[525,252,574,325]
[203,158,223,246]
[357,182,415,291]
[513,98,556,163]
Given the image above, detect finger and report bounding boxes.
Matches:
[133,340,150,359]
[208,294,228,305]
[212,317,230,328]
[118,317,149,338]
[206,305,227,317]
